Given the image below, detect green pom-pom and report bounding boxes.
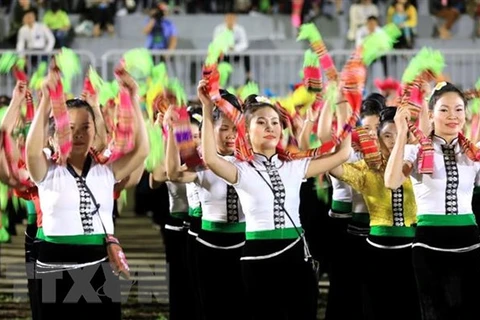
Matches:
[123,48,154,79]
[362,23,401,66]
[475,77,480,90]
[303,49,319,67]
[16,58,26,71]
[205,30,235,66]
[138,82,148,97]
[61,77,71,94]
[401,47,445,83]
[151,62,168,82]
[88,66,104,91]
[325,81,338,112]
[297,23,322,43]
[471,99,480,115]
[29,62,48,90]
[0,53,18,74]
[226,86,236,95]
[240,82,260,101]
[218,62,233,88]
[98,81,118,106]
[168,78,187,106]
[144,122,165,172]
[57,47,81,80]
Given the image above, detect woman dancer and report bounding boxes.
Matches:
[385,82,480,320]
[25,68,148,319]
[199,78,351,319]
[163,89,246,320]
[330,106,420,320]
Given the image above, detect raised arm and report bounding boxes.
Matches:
[198,80,238,184]
[297,107,320,151]
[25,74,55,183]
[0,81,26,134]
[384,107,412,190]
[317,99,336,144]
[163,107,197,183]
[305,98,351,179]
[111,73,150,181]
[82,91,107,152]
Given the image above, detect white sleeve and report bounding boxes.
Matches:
[234,25,248,52]
[404,144,419,173]
[43,24,56,52]
[16,27,26,52]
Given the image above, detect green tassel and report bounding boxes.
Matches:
[168,78,187,106]
[325,81,338,112]
[151,62,168,83]
[0,182,8,211]
[29,62,48,90]
[296,23,322,43]
[0,106,8,121]
[218,62,233,88]
[303,49,319,67]
[16,57,26,71]
[362,23,401,66]
[57,47,82,80]
[401,47,445,84]
[240,81,260,101]
[0,52,18,74]
[88,66,104,91]
[138,81,148,98]
[205,30,234,66]
[98,81,118,106]
[475,77,480,90]
[0,226,9,243]
[144,122,164,172]
[61,76,72,94]
[120,189,128,207]
[314,177,329,203]
[123,48,154,79]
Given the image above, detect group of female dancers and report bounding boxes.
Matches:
[1,22,480,320]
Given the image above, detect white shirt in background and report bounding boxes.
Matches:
[16,22,56,53]
[213,23,249,53]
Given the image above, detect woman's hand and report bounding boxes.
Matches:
[40,72,60,99]
[394,107,411,135]
[11,81,27,105]
[162,105,178,129]
[197,79,214,109]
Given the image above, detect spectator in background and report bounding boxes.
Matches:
[7,0,38,47]
[213,13,251,82]
[143,2,177,54]
[431,0,465,39]
[355,15,381,47]
[43,0,72,48]
[466,0,480,37]
[16,9,55,66]
[91,0,116,37]
[387,0,417,48]
[348,0,379,42]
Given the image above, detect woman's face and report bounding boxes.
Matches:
[247,106,282,152]
[431,92,466,139]
[69,108,95,155]
[214,116,237,155]
[361,115,380,139]
[378,122,397,154]
[191,124,200,147]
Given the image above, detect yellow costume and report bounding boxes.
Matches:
[340,160,417,240]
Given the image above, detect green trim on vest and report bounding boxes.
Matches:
[188,207,202,218]
[246,227,302,240]
[201,220,246,233]
[352,212,370,224]
[417,214,477,227]
[370,225,415,238]
[27,213,37,225]
[171,211,188,219]
[331,200,352,214]
[36,228,105,245]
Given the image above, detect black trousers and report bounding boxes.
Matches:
[196,230,246,320]
[413,225,480,320]
[163,217,196,320]
[242,239,318,320]
[363,242,420,320]
[25,224,39,320]
[186,217,204,320]
[325,223,368,320]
